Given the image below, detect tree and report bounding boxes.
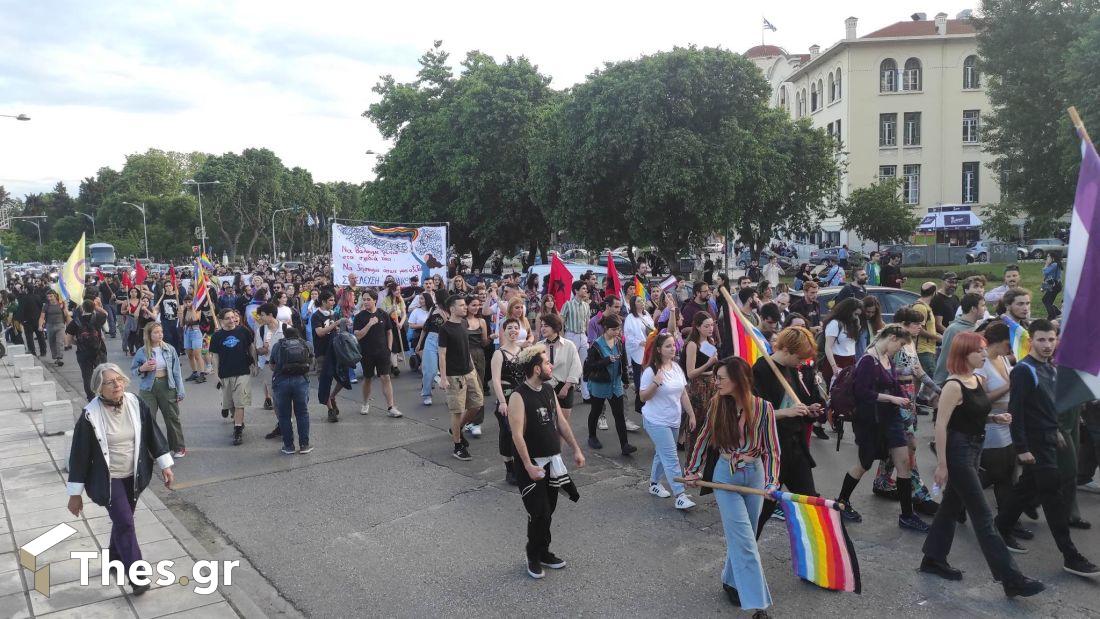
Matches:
[978,0,1100,227]
[836,178,918,246]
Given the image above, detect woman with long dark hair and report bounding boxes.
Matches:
[858,295,885,357]
[684,357,780,616]
[822,297,862,385]
[639,332,696,509]
[683,312,718,446]
[624,294,655,414]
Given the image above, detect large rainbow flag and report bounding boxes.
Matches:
[729,308,772,363]
[633,276,648,305]
[1003,316,1030,360]
[773,490,861,593]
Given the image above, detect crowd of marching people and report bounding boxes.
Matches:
[4,251,1099,615]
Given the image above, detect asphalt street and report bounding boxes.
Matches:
[42,335,1100,618]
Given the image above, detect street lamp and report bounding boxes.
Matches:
[75,211,96,237]
[271,207,298,260]
[183,179,220,255]
[0,114,30,121]
[121,202,149,260]
[11,215,46,246]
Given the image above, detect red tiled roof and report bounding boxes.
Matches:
[862,19,976,38]
[744,44,786,58]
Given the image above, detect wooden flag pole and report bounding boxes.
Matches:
[719,286,802,406]
[676,477,770,498]
[1069,106,1092,145]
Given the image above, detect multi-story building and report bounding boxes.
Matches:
[747,11,997,248]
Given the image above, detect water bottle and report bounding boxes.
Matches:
[930,482,943,501]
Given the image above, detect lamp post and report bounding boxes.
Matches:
[121,202,149,260]
[271,207,297,261]
[0,114,30,121]
[11,215,46,246]
[183,179,220,255]
[75,211,96,237]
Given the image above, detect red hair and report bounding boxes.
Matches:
[947,331,987,375]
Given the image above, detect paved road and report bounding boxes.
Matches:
[44,337,1100,618]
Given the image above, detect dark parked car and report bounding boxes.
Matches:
[789,285,918,323]
[597,254,636,276]
[808,247,867,266]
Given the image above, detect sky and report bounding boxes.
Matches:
[0,0,981,200]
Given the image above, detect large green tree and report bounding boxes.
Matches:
[363,42,554,270]
[978,0,1100,231]
[836,178,918,246]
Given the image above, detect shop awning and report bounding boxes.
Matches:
[917,210,982,231]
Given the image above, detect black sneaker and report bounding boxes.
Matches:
[327,408,339,423]
[196,373,207,383]
[1003,576,1045,598]
[1064,553,1100,577]
[723,583,740,606]
[221,408,230,419]
[588,436,603,450]
[872,486,899,501]
[838,501,862,523]
[899,513,930,532]
[526,557,544,579]
[812,425,829,440]
[185,372,197,382]
[391,366,400,377]
[919,556,963,581]
[1012,524,1034,540]
[447,428,469,447]
[453,444,472,461]
[131,583,150,596]
[1002,534,1029,554]
[621,443,637,456]
[265,426,281,440]
[540,552,566,569]
[232,427,243,446]
[1068,518,1092,530]
[263,397,274,410]
[298,443,314,454]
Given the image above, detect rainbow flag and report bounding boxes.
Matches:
[1003,316,1031,360]
[773,491,861,593]
[198,252,216,273]
[633,276,648,304]
[192,265,209,310]
[729,308,772,363]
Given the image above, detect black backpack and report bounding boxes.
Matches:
[331,331,362,367]
[74,314,103,355]
[276,337,312,376]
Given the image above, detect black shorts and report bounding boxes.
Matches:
[853,403,906,469]
[360,354,392,379]
[555,384,575,409]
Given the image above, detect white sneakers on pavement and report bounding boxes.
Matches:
[649,482,672,498]
[360,402,371,415]
[625,420,641,432]
[387,407,403,418]
[597,415,609,431]
[1079,480,1100,495]
[464,423,482,437]
[675,494,697,510]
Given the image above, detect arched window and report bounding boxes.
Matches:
[810,82,818,111]
[817,79,824,107]
[801,90,807,116]
[779,86,787,110]
[880,59,898,92]
[828,73,836,102]
[835,68,842,100]
[903,58,922,91]
[963,55,979,89]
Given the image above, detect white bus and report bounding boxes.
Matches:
[88,242,116,267]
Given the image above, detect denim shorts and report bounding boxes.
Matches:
[184,328,204,350]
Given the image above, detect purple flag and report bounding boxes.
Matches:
[1055,133,1100,411]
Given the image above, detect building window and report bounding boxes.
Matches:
[779,86,787,110]
[879,113,897,147]
[903,164,921,204]
[835,119,842,144]
[903,58,922,91]
[903,112,921,146]
[828,73,836,103]
[879,165,897,184]
[963,110,980,143]
[810,83,818,111]
[999,161,1010,187]
[880,59,898,92]
[962,162,980,203]
[835,68,842,100]
[963,55,979,89]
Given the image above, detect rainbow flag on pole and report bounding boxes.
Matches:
[773,491,861,593]
[633,276,648,305]
[192,266,209,310]
[1003,316,1030,360]
[729,308,772,363]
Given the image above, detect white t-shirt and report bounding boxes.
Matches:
[976,356,1012,449]
[825,320,856,357]
[408,307,429,328]
[258,322,286,368]
[640,365,687,427]
[276,305,293,326]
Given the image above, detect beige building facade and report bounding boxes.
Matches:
[747,12,998,247]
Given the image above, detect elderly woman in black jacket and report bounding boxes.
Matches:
[66,362,175,596]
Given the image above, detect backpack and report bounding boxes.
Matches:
[826,363,859,452]
[74,314,104,356]
[276,337,312,376]
[331,330,362,367]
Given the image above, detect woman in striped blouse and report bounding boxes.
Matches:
[683,357,780,619]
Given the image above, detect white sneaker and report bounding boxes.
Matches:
[433,375,441,387]
[1079,480,1100,495]
[675,494,696,510]
[597,415,609,431]
[422,396,432,406]
[387,407,403,418]
[649,482,671,498]
[468,424,482,437]
[625,420,641,432]
[360,402,371,415]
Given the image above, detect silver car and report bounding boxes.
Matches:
[1023,238,1067,260]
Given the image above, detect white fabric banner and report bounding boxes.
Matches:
[331,223,447,286]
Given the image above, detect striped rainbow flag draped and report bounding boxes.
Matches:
[633,276,648,305]
[192,266,209,310]
[1003,316,1030,360]
[729,309,772,363]
[198,252,216,273]
[773,491,861,593]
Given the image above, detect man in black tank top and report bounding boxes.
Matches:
[508,344,586,580]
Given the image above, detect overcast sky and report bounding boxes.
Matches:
[0,0,980,200]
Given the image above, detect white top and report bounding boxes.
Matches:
[258,322,285,368]
[624,313,655,365]
[976,356,1013,449]
[152,346,168,372]
[763,263,782,287]
[825,320,856,358]
[640,364,687,427]
[955,305,994,321]
[102,404,136,479]
[277,305,293,326]
[408,307,429,327]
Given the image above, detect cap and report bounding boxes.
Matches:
[942,272,958,281]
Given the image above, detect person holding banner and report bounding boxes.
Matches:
[683,357,780,616]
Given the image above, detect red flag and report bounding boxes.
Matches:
[168,264,178,290]
[95,268,105,282]
[603,251,622,300]
[133,261,148,286]
[121,268,132,290]
[548,253,574,311]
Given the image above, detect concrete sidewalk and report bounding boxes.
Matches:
[0,346,277,618]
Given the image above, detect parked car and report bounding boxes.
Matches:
[789,285,918,323]
[526,262,609,288]
[597,253,635,276]
[736,248,795,271]
[559,248,590,261]
[965,240,990,263]
[1022,238,1068,260]
[808,247,867,266]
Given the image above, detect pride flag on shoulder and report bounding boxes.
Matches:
[773,491,861,593]
[1002,316,1030,361]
